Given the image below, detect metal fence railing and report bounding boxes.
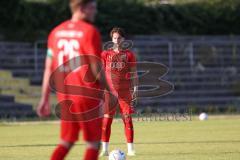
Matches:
[12,38,240,78]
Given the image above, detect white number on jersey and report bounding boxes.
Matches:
[57,39,80,72]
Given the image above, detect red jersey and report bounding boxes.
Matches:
[101,49,136,92]
[47,20,102,108]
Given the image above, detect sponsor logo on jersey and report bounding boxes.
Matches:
[56,30,83,38]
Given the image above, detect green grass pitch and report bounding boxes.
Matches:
[0,116,240,160]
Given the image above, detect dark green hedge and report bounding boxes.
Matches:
[1,0,240,41]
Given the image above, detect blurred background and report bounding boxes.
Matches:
[0,0,240,120]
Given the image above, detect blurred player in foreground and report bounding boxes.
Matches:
[100,27,138,156]
[36,0,114,160]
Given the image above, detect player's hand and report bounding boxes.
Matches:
[132,90,137,101]
[131,90,138,107]
[37,98,51,118]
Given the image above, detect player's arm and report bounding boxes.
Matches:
[129,53,138,100]
[41,57,52,101]
[97,51,109,90]
[37,48,53,117]
[130,65,138,100]
[90,57,111,92]
[84,29,112,93]
[85,27,118,115]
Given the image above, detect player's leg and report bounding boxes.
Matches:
[100,114,114,156]
[50,140,74,160]
[118,98,136,156]
[84,141,101,160]
[122,114,135,156]
[51,121,79,160]
[82,117,103,160]
[100,90,117,156]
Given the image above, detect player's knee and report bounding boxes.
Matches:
[86,141,101,150]
[102,116,113,130]
[122,114,133,129]
[104,114,114,118]
[122,114,132,122]
[59,140,75,149]
[123,114,130,118]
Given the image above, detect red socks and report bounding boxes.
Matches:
[102,116,134,143]
[101,117,113,142]
[123,116,134,143]
[51,145,99,160]
[84,148,99,160]
[51,145,69,160]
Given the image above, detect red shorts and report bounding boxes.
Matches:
[104,91,135,116]
[60,118,102,142]
[57,95,103,142]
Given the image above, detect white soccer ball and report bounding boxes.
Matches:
[109,150,126,160]
[199,112,208,121]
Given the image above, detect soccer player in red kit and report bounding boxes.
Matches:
[36,0,114,160]
[100,27,138,156]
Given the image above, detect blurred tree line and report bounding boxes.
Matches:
[0,0,240,41]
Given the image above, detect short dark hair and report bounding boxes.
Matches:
[110,27,126,38]
[69,0,96,13]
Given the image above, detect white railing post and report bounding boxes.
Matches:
[168,42,173,68]
[34,41,39,76]
[189,42,194,71]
